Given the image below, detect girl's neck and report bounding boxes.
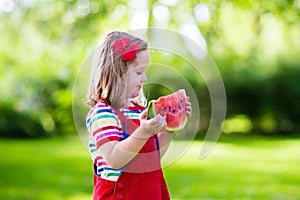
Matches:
[120,99,134,109]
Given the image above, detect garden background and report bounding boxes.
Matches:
[1,0,300,199]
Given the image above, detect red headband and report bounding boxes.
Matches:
[112,37,141,61]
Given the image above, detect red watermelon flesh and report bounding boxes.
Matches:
[147,89,187,131]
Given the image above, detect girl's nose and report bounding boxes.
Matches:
[141,72,147,83]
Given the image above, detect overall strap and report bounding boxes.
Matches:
[111,106,160,151]
[111,107,139,135]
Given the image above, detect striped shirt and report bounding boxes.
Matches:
[86,102,143,181]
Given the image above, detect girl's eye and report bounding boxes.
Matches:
[137,72,143,75]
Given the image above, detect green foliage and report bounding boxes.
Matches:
[0,75,75,138]
[0,102,45,138]
[1,0,300,137]
[270,64,300,132]
[218,60,300,134]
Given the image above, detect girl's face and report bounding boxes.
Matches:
[126,50,149,100]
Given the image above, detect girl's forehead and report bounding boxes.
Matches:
[136,50,150,61]
[130,50,149,68]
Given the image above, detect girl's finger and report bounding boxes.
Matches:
[163,120,167,127]
[149,114,162,125]
[140,109,148,120]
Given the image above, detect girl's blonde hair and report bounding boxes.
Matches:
[86,31,148,108]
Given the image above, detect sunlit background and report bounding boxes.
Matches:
[1,0,300,199]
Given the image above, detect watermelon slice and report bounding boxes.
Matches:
[147,89,187,131]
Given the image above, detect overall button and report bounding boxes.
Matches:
[117,194,123,199]
[117,182,123,188]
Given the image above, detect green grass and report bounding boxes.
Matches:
[0,135,300,200]
[0,136,93,200]
[165,136,300,200]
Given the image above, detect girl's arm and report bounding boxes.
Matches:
[158,130,175,157]
[158,99,192,158]
[95,111,166,169]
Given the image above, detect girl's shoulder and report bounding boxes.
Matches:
[87,101,116,117]
[129,101,146,111]
[95,101,113,109]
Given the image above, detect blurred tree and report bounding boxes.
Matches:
[0,0,300,137]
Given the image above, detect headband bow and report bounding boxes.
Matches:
[112,37,141,61]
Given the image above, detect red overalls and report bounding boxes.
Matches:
[93,105,170,200]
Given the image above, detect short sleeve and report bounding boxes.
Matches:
[86,103,121,149]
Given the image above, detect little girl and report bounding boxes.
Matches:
[85,31,191,200]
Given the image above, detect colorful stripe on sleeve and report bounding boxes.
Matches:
[86,103,121,148]
[87,102,144,182]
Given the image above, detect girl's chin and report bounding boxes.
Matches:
[130,94,139,99]
[128,91,140,99]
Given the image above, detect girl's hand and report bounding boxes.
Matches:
[139,109,166,136]
[186,97,192,118]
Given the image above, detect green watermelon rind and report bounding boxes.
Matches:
[147,101,155,119]
[146,89,187,132]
